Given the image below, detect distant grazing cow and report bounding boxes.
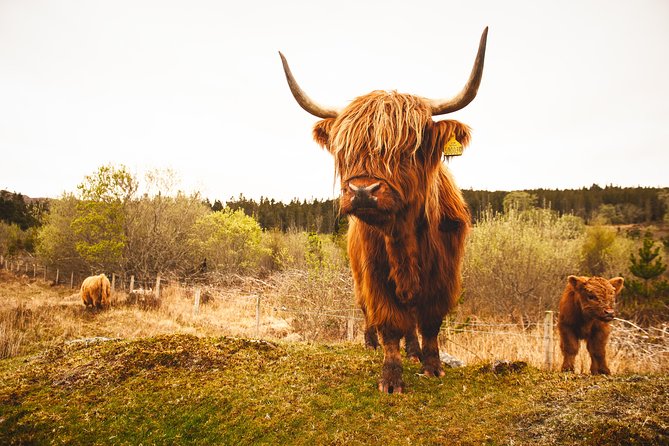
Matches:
[280,28,488,393]
[81,274,111,309]
[558,275,624,375]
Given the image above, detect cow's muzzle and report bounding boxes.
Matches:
[340,177,398,226]
[600,309,615,322]
[349,182,381,209]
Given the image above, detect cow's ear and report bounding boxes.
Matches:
[313,118,336,153]
[609,277,624,294]
[568,275,587,290]
[426,120,472,162]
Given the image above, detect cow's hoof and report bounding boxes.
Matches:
[379,362,404,394]
[378,378,405,394]
[421,360,445,377]
[404,343,422,363]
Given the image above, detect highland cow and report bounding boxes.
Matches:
[558,275,624,375]
[81,274,111,309]
[279,28,488,393]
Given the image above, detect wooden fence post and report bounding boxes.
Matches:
[543,311,554,371]
[70,271,74,289]
[155,274,161,298]
[129,275,135,293]
[33,264,36,278]
[194,288,201,315]
[347,309,355,342]
[111,273,116,293]
[55,269,60,285]
[44,266,47,281]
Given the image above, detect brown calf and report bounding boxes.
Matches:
[558,275,624,374]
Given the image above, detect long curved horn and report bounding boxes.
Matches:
[428,27,488,116]
[278,52,340,119]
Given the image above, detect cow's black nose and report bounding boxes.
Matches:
[349,182,380,207]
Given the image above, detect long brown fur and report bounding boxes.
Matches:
[81,274,111,309]
[312,90,471,393]
[558,275,624,375]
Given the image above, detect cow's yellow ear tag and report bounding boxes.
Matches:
[443,134,463,156]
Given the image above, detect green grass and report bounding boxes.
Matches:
[1,334,667,445]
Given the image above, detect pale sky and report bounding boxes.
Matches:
[1,0,667,203]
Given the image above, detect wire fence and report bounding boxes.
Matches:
[2,254,668,372]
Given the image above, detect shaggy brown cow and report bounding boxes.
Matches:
[81,274,111,309]
[280,28,487,393]
[558,275,624,375]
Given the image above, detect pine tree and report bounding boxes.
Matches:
[628,235,667,298]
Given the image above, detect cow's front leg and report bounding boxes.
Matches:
[417,311,445,377]
[587,327,611,375]
[378,326,405,394]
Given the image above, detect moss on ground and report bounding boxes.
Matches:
[0,334,667,445]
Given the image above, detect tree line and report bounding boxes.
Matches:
[464,185,669,224]
[222,184,669,232]
[2,184,668,236]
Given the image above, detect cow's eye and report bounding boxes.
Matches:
[587,293,597,300]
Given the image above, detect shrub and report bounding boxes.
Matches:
[190,209,270,276]
[580,225,617,275]
[462,209,584,318]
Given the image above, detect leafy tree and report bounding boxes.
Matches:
[581,225,616,275]
[124,191,210,277]
[212,199,224,212]
[77,164,138,203]
[0,191,42,230]
[35,194,86,272]
[502,191,538,213]
[0,222,37,255]
[71,165,137,271]
[659,189,669,223]
[190,209,269,275]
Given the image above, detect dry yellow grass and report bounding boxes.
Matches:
[440,319,668,374]
[1,269,667,374]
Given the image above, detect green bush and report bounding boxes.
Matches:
[463,209,584,317]
[0,222,37,255]
[190,209,270,276]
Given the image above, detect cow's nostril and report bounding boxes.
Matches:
[347,182,380,207]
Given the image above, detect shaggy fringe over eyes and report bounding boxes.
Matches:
[330,91,432,176]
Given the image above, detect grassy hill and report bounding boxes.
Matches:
[1,333,667,446]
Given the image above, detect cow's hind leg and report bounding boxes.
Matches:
[417,310,445,377]
[378,325,405,394]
